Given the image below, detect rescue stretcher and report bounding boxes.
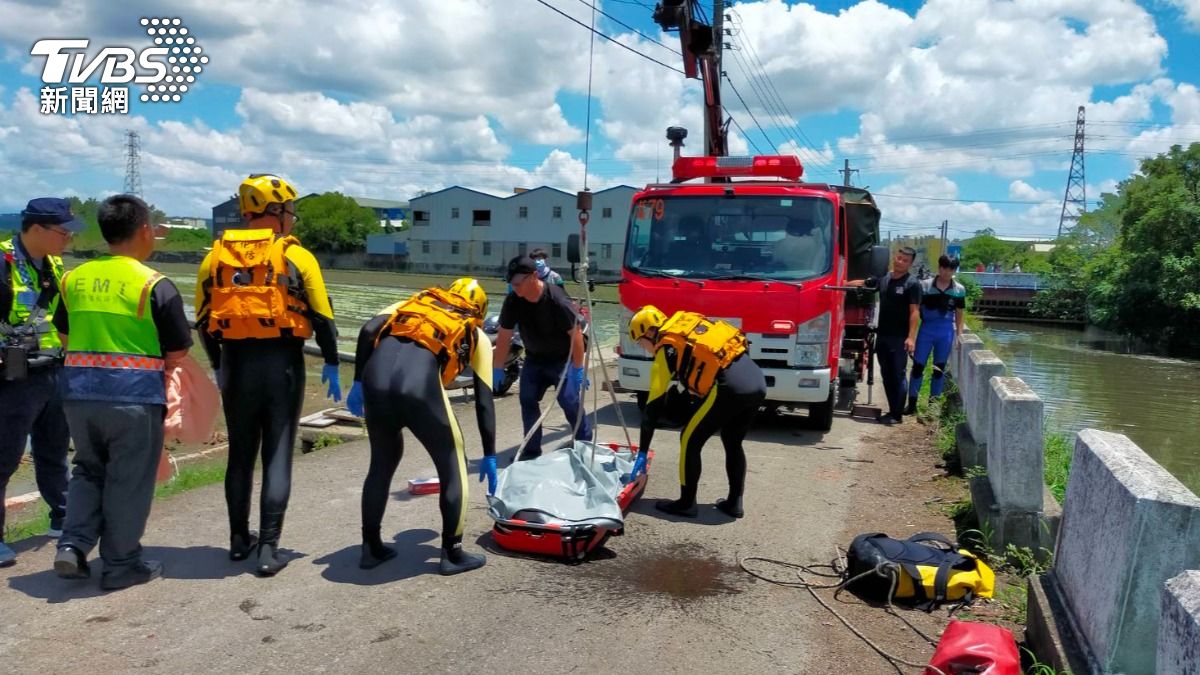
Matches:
[488,442,652,561]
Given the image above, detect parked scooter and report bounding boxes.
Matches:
[449,314,523,395]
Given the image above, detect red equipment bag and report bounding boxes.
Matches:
[925,620,1020,675]
[491,443,650,562]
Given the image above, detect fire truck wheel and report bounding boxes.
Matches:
[809,387,835,431]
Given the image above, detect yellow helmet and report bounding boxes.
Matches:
[238,174,299,215]
[629,305,667,343]
[448,278,488,318]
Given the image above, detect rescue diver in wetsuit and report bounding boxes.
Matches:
[196,174,342,576]
[626,306,766,518]
[346,278,497,575]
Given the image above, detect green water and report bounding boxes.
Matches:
[152,262,623,350]
[984,321,1200,494]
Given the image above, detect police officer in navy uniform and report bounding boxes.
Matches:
[0,198,86,567]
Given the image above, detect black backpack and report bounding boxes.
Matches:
[843,532,994,610]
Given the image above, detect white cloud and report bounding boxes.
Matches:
[1166,0,1200,29]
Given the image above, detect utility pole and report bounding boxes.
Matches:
[940,219,948,254]
[709,0,724,157]
[839,159,859,187]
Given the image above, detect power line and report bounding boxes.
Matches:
[533,0,684,74]
[573,0,679,55]
[723,75,778,154]
[725,11,828,167]
[727,111,766,155]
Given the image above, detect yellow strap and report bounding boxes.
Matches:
[679,384,719,485]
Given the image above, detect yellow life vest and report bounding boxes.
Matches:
[655,311,748,396]
[377,288,482,386]
[206,229,313,340]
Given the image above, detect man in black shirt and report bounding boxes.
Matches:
[493,255,592,460]
[850,246,921,424]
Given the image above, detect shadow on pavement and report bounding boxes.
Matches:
[5,544,257,603]
[313,528,440,585]
[627,498,739,527]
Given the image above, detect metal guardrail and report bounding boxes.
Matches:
[957,272,1043,290]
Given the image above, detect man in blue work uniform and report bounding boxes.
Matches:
[0,198,85,567]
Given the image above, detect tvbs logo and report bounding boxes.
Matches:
[31,17,206,115]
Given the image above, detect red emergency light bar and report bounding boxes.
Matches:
[671,155,804,182]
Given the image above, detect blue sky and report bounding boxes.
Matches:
[1,0,1198,240]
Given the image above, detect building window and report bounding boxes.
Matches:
[518,206,528,219]
[552,243,562,258]
[421,240,430,254]
[602,243,613,259]
[602,207,612,218]
[473,209,491,226]
[451,207,460,219]
[518,242,527,255]
[552,206,562,219]
[451,241,460,255]
[414,210,429,225]
[483,241,492,256]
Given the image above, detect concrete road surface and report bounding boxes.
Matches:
[1,378,938,674]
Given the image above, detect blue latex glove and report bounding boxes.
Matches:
[569,364,587,391]
[322,364,342,402]
[347,380,364,417]
[492,367,506,391]
[479,455,498,495]
[626,452,648,484]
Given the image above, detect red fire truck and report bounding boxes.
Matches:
[602,1,888,430]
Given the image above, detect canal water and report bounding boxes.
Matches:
[982,320,1200,493]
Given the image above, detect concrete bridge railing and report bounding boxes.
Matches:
[956,271,1045,290]
[948,332,1200,674]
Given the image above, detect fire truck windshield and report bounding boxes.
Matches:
[624,195,834,281]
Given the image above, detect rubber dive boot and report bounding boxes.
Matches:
[715,497,744,519]
[655,499,698,518]
[903,398,918,417]
[255,543,288,576]
[230,532,258,561]
[357,530,400,566]
[439,544,486,576]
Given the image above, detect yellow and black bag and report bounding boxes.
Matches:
[655,311,747,396]
[377,288,481,386]
[844,532,994,610]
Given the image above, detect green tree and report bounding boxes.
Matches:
[1099,144,1200,353]
[960,234,1016,269]
[293,192,381,252]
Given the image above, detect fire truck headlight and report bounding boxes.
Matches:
[795,344,826,367]
[795,312,830,345]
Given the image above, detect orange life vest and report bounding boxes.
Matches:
[655,311,748,396]
[377,288,482,386]
[206,229,312,340]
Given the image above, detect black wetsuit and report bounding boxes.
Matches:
[196,245,339,567]
[354,313,496,558]
[640,347,766,515]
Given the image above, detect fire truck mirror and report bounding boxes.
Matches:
[566,233,581,264]
[869,245,890,278]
